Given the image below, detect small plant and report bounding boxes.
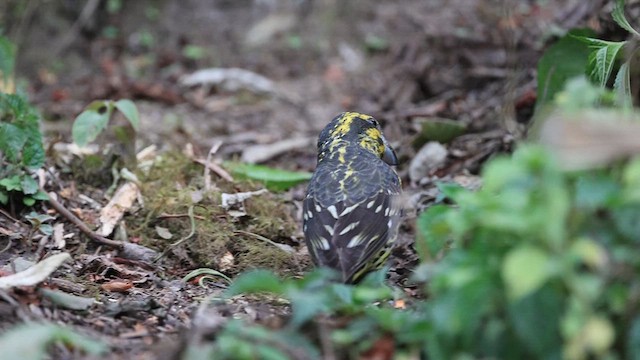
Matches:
[72,99,139,147]
[0,92,47,206]
[538,0,639,109]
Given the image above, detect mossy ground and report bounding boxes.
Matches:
[128,152,310,277]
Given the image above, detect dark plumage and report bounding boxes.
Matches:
[303,112,402,283]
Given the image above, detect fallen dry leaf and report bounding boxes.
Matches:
[101,280,133,293]
[0,253,71,289]
[99,182,141,237]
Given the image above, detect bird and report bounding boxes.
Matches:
[303,112,402,283]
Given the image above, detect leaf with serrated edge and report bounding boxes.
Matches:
[613,0,640,38]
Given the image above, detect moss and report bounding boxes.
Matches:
[128,151,310,278]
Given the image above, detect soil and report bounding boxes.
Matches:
[0,0,620,359]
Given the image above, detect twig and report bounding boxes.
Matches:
[154,205,197,262]
[46,192,124,250]
[204,140,225,191]
[234,230,294,253]
[0,208,20,223]
[194,158,234,183]
[158,212,206,221]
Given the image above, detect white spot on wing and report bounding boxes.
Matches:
[347,234,364,248]
[318,237,330,250]
[366,200,375,208]
[387,219,393,229]
[315,203,322,212]
[303,212,308,221]
[384,207,390,216]
[375,204,383,213]
[327,205,339,219]
[340,203,359,216]
[324,225,335,236]
[338,221,360,236]
[307,210,313,219]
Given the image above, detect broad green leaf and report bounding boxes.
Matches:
[225,269,286,297]
[416,205,452,260]
[31,190,49,201]
[289,289,331,328]
[0,122,27,162]
[23,197,36,206]
[413,117,466,146]
[579,37,626,87]
[612,0,640,38]
[114,99,140,130]
[536,29,594,108]
[225,162,312,191]
[502,246,551,301]
[574,174,619,209]
[0,323,106,359]
[0,175,22,191]
[21,125,45,169]
[508,286,563,357]
[72,108,111,146]
[20,175,38,195]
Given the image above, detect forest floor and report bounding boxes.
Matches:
[0,0,613,358]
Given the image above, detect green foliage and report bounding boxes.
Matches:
[539,0,639,108]
[0,92,47,206]
[0,322,106,359]
[416,144,640,358]
[0,33,15,85]
[72,99,140,147]
[225,162,312,191]
[191,268,426,358]
[537,29,594,108]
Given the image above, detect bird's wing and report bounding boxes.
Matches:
[303,191,401,282]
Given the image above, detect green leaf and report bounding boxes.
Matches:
[31,190,49,201]
[225,162,312,191]
[23,197,36,206]
[21,124,45,169]
[413,117,467,146]
[0,122,27,162]
[508,285,563,357]
[579,37,626,87]
[114,99,140,130]
[40,288,95,311]
[72,108,111,146]
[20,176,38,195]
[612,0,640,38]
[416,205,452,260]
[0,35,15,83]
[0,175,22,191]
[0,190,7,205]
[225,269,286,297]
[536,29,594,108]
[289,289,331,328]
[502,246,551,301]
[613,62,632,107]
[0,323,107,359]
